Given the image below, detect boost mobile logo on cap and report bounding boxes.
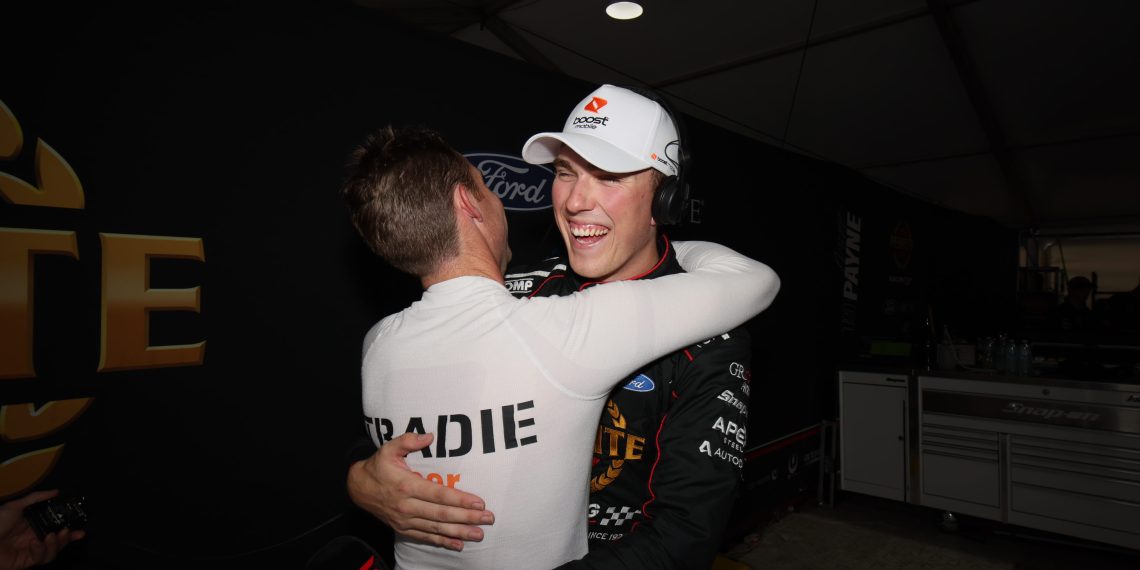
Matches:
[575,96,610,130]
[464,153,552,211]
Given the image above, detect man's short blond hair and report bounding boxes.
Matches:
[340,125,477,276]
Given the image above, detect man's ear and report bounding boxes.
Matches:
[454,184,484,223]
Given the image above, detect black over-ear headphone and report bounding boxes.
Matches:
[622,85,691,226]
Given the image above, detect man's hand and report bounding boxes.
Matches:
[0,489,85,570]
[347,433,494,551]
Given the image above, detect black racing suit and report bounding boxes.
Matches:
[504,236,752,570]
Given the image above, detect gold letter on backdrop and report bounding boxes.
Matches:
[0,229,79,379]
[0,446,64,500]
[0,400,94,500]
[0,399,93,442]
[98,233,206,372]
[0,100,23,159]
[0,99,85,210]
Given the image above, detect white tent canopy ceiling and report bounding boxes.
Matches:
[357,0,1140,230]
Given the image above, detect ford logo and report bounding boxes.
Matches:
[623,374,656,392]
[465,153,553,211]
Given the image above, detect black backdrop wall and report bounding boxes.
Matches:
[1,2,1015,568]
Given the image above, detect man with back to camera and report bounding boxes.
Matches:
[341,121,779,568]
[347,85,767,568]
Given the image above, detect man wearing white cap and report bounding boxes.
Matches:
[348,86,764,569]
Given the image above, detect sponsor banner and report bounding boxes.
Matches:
[591,398,647,492]
[699,440,744,468]
[465,153,553,211]
[622,374,655,392]
[711,416,747,451]
[838,209,861,333]
[716,389,748,417]
[366,400,539,457]
[505,277,535,294]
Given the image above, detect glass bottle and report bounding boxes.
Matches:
[994,334,1007,373]
[1003,338,1017,375]
[977,336,993,369]
[1017,339,1033,377]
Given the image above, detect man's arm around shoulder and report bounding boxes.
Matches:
[346,433,495,552]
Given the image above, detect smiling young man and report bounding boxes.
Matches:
[545,147,661,282]
[506,84,759,568]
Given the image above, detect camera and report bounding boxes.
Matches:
[23,495,88,540]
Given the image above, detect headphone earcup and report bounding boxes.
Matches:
[652,176,688,226]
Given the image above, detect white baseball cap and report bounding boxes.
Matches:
[521,84,679,177]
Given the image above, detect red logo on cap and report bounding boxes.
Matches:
[584,97,608,113]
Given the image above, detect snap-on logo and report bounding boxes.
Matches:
[584,96,608,113]
[464,153,552,211]
[1002,402,1101,422]
[622,374,655,392]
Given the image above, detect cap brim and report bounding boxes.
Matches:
[521,132,652,174]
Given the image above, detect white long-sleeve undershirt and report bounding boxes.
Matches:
[360,241,779,569]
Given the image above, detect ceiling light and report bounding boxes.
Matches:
[606,1,643,20]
